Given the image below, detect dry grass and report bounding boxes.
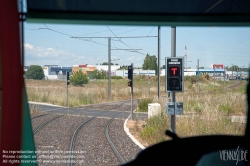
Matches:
[25,77,248,147]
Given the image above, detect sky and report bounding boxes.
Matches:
[22,2,250,69]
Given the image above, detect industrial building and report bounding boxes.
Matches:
[27,64,249,80]
[43,65,72,80]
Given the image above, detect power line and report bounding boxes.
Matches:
[71,35,157,55]
[147,27,155,36]
[106,26,151,56]
[76,27,127,36]
[19,0,154,56]
[71,36,157,38]
[116,27,144,35]
[106,25,133,49]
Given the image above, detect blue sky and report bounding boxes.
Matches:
[24,23,250,69]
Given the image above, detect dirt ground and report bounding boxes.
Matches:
[126,120,150,148]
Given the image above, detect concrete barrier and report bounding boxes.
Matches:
[148,103,161,119]
[231,116,246,123]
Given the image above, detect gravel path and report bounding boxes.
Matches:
[109,119,142,162]
[31,113,61,131]
[30,112,47,118]
[73,117,120,166]
[33,115,89,166]
[31,103,142,166]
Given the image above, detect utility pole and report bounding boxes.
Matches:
[128,64,134,120]
[231,64,234,80]
[184,45,192,69]
[197,59,200,93]
[185,45,187,69]
[108,37,111,100]
[214,67,215,85]
[148,70,150,98]
[158,26,161,98]
[171,26,176,134]
[223,66,226,90]
[66,71,69,108]
[71,36,156,100]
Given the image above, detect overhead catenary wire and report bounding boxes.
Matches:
[18,0,156,57]
[106,25,153,55]
[76,27,127,36]
[71,35,157,55]
[116,27,144,35]
[19,0,157,58]
[147,27,155,36]
[38,25,155,55]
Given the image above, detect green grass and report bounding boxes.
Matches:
[137,98,154,112]
[26,77,247,147]
[139,111,245,146]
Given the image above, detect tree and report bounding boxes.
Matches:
[102,62,114,65]
[142,54,158,75]
[91,69,107,79]
[69,71,89,86]
[25,65,45,80]
[117,65,128,70]
[230,65,239,71]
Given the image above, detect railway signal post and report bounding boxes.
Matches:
[165,56,184,133]
[128,63,134,120]
[66,71,70,108]
[166,27,184,134]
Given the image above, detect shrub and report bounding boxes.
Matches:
[111,76,123,79]
[25,65,45,80]
[140,112,168,144]
[70,71,89,86]
[137,98,153,112]
[218,104,231,114]
[91,69,107,79]
[187,82,193,89]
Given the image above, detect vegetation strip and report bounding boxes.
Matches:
[124,114,145,149]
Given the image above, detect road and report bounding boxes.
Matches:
[29,101,147,121]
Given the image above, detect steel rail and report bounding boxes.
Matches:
[31,113,49,119]
[105,111,126,164]
[67,115,97,166]
[67,101,130,166]
[33,114,64,134]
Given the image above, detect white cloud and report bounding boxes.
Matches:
[24,44,88,66]
[24,44,145,67]
[127,56,135,61]
[24,43,33,49]
[47,48,54,51]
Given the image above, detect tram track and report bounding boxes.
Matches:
[30,100,141,166]
[31,113,49,120]
[67,101,130,166]
[105,111,126,164]
[33,114,64,135]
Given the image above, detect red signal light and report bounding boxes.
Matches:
[170,66,179,76]
[171,67,178,75]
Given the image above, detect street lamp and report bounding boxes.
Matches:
[231,64,234,79]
